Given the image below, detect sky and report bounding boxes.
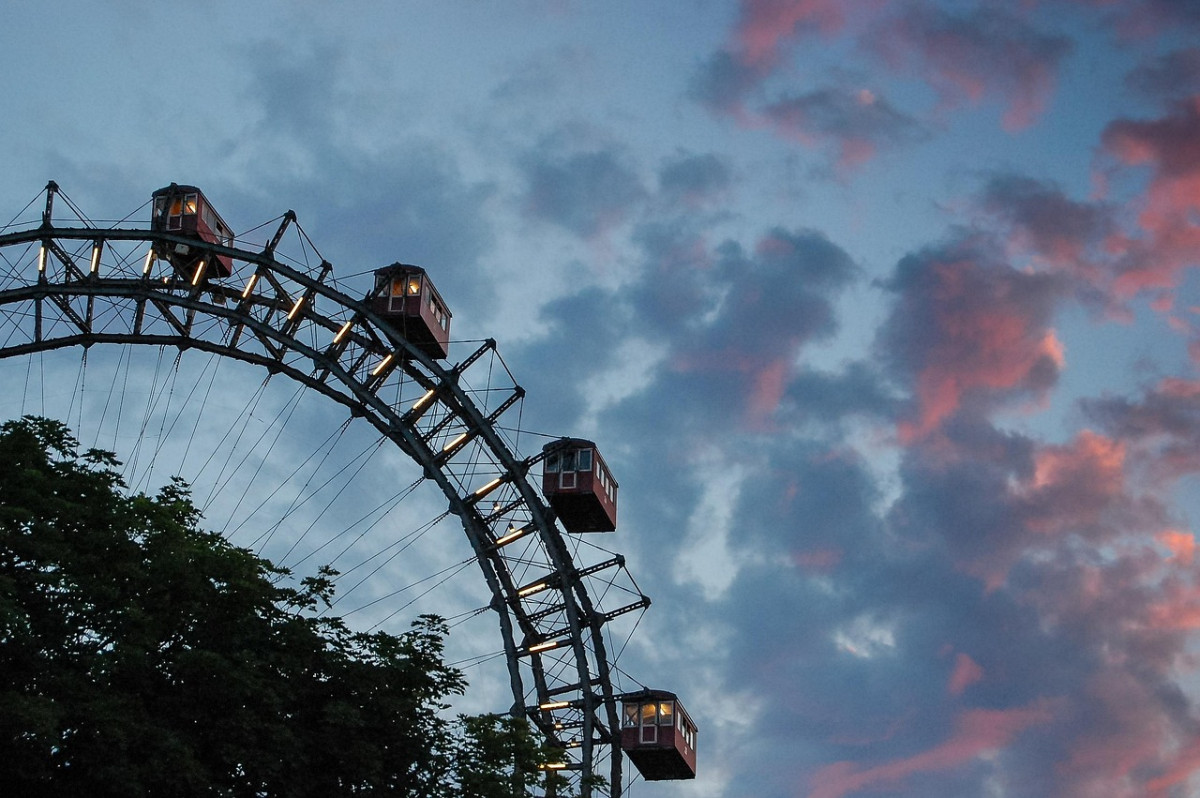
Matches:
[4,0,1200,796]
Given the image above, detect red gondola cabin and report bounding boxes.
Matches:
[150,184,235,279]
[370,264,452,360]
[542,438,618,533]
[621,690,698,781]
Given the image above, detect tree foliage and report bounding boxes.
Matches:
[0,416,564,796]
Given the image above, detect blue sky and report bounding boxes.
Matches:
[5,1,1200,796]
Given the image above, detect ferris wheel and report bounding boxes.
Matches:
[0,182,697,796]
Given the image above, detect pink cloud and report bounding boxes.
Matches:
[888,252,1066,442]
[735,0,850,68]
[873,6,1069,131]
[794,547,843,572]
[1145,736,1200,797]
[1101,97,1200,296]
[947,653,984,696]
[1084,376,1200,482]
[976,175,1115,283]
[761,86,925,173]
[1157,529,1196,565]
[1019,431,1126,536]
[1055,668,1190,794]
[808,701,1056,798]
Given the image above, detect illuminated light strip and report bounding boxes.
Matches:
[528,639,563,654]
[412,389,436,411]
[539,762,568,771]
[518,581,549,598]
[473,477,503,498]
[333,320,353,344]
[495,525,532,547]
[191,260,207,286]
[371,353,395,377]
[241,272,259,299]
[37,245,47,274]
[89,242,102,275]
[539,700,570,711]
[143,249,155,275]
[443,432,468,452]
[287,295,306,320]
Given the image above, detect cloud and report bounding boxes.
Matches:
[947,652,984,696]
[518,143,647,238]
[1125,48,1200,104]
[976,174,1116,281]
[656,151,733,209]
[1060,0,1200,39]
[761,87,926,170]
[688,1,918,169]
[688,0,860,115]
[734,0,851,69]
[688,47,772,122]
[1083,376,1200,483]
[807,700,1057,798]
[664,227,859,428]
[876,237,1068,441]
[1101,97,1200,296]
[871,5,1071,130]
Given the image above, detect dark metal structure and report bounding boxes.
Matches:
[0,181,681,797]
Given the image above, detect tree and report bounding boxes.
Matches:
[0,416,563,797]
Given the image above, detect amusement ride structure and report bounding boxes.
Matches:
[0,182,696,796]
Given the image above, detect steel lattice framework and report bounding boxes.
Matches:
[0,182,651,796]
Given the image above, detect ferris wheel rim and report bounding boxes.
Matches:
[0,184,643,796]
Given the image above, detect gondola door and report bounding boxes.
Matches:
[641,702,658,744]
[559,449,577,490]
